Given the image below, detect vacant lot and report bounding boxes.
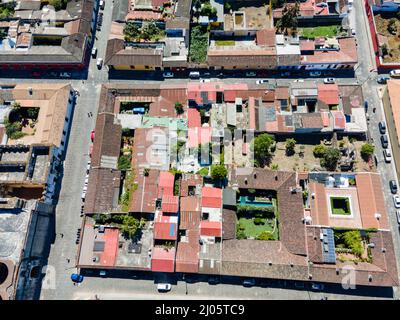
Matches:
[374,14,400,63]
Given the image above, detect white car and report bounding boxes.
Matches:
[256,79,269,84]
[59,72,71,78]
[383,149,392,163]
[397,209,400,225]
[96,58,103,69]
[393,195,400,208]
[351,28,356,36]
[390,69,400,78]
[91,47,97,58]
[323,77,335,84]
[163,71,174,78]
[311,283,325,291]
[157,283,172,292]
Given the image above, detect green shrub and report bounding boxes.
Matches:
[254,217,264,225]
[256,231,274,241]
[118,155,131,171]
[361,143,374,161]
[313,144,327,158]
[10,131,27,139]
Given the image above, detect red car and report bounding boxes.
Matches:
[90,129,95,142]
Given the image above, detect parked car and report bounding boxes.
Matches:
[390,180,398,194]
[323,77,335,84]
[208,276,220,285]
[381,134,389,148]
[31,71,41,77]
[162,71,174,78]
[71,273,84,283]
[390,69,400,78]
[393,194,400,208]
[96,58,103,69]
[377,76,389,84]
[59,72,71,78]
[351,28,356,36]
[99,0,105,9]
[245,71,257,77]
[91,47,97,58]
[256,79,269,84]
[99,270,107,277]
[157,283,172,292]
[383,149,392,163]
[311,283,325,291]
[189,71,200,79]
[243,278,256,287]
[396,209,400,225]
[379,121,386,134]
[309,71,322,77]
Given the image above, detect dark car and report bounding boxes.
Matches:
[71,273,84,283]
[381,134,389,148]
[390,180,398,194]
[377,77,389,84]
[208,276,220,285]
[379,121,386,134]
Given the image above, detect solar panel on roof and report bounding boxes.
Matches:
[169,223,175,236]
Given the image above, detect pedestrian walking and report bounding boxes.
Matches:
[90,112,93,117]
[67,258,70,263]
[60,233,64,238]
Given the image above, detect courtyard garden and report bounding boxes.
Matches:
[236,189,279,241]
[330,196,351,216]
[298,25,341,39]
[5,103,40,140]
[189,25,209,64]
[334,229,373,263]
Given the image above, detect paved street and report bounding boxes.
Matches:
[0,0,386,300]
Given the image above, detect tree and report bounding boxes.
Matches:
[27,107,39,120]
[257,231,274,241]
[343,230,363,257]
[175,102,184,115]
[361,143,374,161]
[49,0,63,10]
[0,28,7,41]
[251,133,275,167]
[124,22,140,42]
[118,155,131,171]
[388,18,397,35]
[275,2,300,34]
[313,144,327,158]
[285,138,296,156]
[141,22,164,41]
[210,164,227,180]
[320,147,341,171]
[119,215,141,239]
[200,3,217,17]
[381,43,389,57]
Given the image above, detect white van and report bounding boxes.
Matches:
[99,0,105,10]
[189,71,200,79]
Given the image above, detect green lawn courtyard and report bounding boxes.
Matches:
[236,198,279,241]
[299,25,339,39]
[330,196,351,216]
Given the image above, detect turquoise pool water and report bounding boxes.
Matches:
[238,196,273,207]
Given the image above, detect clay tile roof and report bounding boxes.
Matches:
[222,209,236,240]
[318,84,339,105]
[180,197,201,230]
[300,39,315,51]
[201,187,223,208]
[200,221,222,237]
[161,194,179,213]
[187,108,201,128]
[356,173,389,230]
[256,28,276,47]
[158,171,175,198]
[154,221,178,240]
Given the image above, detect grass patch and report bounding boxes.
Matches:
[120,170,138,212]
[330,196,351,216]
[215,40,235,46]
[189,25,209,64]
[299,25,339,39]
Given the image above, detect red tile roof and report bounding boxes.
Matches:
[154,221,178,240]
[201,187,223,208]
[158,171,175,198]
[256,29,276,47]
[100,228,119,267]
[331,110,346,130]
[187,108,201,128]
[200,221,222,237]
[151,247,176,272]
[180,197,201,230]
[318,84,339,105]
[161,194,179,213]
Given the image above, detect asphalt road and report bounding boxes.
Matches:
[11,1,393,300]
